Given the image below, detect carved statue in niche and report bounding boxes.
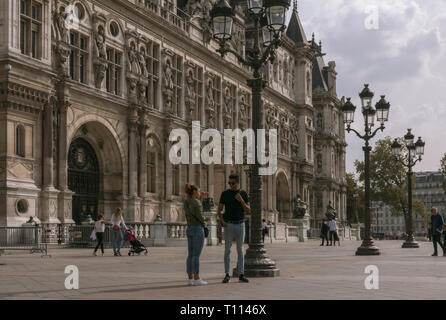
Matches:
[94,25,107,60]
[138,48,149,77]
[199,1,213,44]
[163,58,174,113]
[185,69,196,120]
[54,6,69,43]
[205,79,215,126]
[127,43,140,75]
[239,95,248,130]
[185,0,203,17]
[223,87,233,128]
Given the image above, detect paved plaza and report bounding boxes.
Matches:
[0,239,445,300]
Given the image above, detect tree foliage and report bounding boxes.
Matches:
[346,173,365,223]
[354,137,426,231]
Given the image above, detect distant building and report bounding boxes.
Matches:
[371,201,406,238]
[414,171,446,217]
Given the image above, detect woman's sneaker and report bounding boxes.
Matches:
[194,279,208,286]
[188,279,194,286]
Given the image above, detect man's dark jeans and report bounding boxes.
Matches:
[432,232,445,255]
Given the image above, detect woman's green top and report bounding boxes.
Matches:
[184,197,205,227]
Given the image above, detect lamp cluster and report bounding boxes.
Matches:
[341,84,390,132]
[210,0,290,49]
[391,129,425,161]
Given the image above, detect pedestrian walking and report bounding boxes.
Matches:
[329,218,340,246]
[184,183,210,286]
[262,219,268,243]
[93,214,108,256]
[430,207,445,256]
[320,220,329,246]
[110,208,127,257]
[217,173,251,284]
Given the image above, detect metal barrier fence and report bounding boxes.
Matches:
[0,226,49,257]
[68,225,131,249]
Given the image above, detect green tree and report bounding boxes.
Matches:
[346,173,365,223]
[354,137,426,233]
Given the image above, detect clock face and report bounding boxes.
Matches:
[75,147,86,167]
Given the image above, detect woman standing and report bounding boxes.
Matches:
[93,214,108,256]
[184,184,209,286]
[110,208,127,256]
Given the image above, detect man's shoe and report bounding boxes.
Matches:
[222,274,230,284]
[194,279,208,286]
[432,253,438,256]
[239,275,249,283]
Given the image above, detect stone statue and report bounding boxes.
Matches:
[128,45,140,74]
[138,49,148,77]
[95,26,107,59]
[54,6,69,43]
[163,60,174,91]
[292,194,307,219]
[185,70,196,100]
[325,201,337,220]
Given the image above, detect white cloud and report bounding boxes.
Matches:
[289,0,446,172]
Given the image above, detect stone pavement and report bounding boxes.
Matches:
[0,239,445,300]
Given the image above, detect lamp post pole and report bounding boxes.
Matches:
[341,84,391,256]
[210,0,291,276]
[391,130,425,248]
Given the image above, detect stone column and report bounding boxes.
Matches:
[56,83,74,225]
[40,97,60,225]
[139,123,148,198]
[127,118,140,222]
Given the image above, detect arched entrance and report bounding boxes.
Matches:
[276,171,291,223]
[68,138,100,224]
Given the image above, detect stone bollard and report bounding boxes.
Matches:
[290,216,310,242]
[202,198,218,246]
[150,215,167,246]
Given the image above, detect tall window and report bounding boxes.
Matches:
[106,48,122,95]
[145,42,160,108]
[306,135,313,161]
[16,125,26,157]
[147,151,156,193]
[69,31,88,83]
[20,0,42,59]
[172,55,183,116]
[172,165,180,196]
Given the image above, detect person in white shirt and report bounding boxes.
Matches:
[93,214,109,256]
[110,208,127,256]
[329,218,340,246]
[262,219,268,243]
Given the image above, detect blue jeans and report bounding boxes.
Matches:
[224,223,245,275]
[186,226,205,274]
[112,229,123,254]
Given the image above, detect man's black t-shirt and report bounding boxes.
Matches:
[219,189,249,222]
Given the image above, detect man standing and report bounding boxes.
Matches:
[329,218,339,246]
[218,174,251,283]
[431,207,446,256]
[320,220,329,246]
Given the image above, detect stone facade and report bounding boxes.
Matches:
[0,0,346,227]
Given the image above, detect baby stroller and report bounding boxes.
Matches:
[124,229,148,256]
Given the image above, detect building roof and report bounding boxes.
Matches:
[312,55,328,91]
[286,8,308,46]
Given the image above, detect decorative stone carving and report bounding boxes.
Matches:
[53,5,70,44]
[163,57,175,114]
[94,25,107,60]
[205,79,215,127]
[93,25,108,89]
[239,93,249,130]
[185,68,196,120]
[53,43,71,77]
[127,43,141,75]
[223,86,233,128]
[138,48,149,77]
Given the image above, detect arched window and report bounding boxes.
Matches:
[146,137,160,194]
[16,124,26,157]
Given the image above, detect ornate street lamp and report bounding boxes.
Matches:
[392,129,425,248]
[341,84,391,256]
[211,0,290,277]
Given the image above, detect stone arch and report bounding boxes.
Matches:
[276,169,291,223]
[68,115,126,219]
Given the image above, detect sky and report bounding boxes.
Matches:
[287,0,446,174]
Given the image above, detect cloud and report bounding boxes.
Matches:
[289,0,446,172]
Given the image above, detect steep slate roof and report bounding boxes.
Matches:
[286,8,308,46]
[312,55,328,91]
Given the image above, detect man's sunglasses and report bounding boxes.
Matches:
[228,182,236,185]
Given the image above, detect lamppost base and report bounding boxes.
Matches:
[402,240,419,248]
[356,241,380,256]
[238,244,280,278]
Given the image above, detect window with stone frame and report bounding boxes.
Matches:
[15,124,26,157]
[105,47,122,95]
[172,165,180,195]
[172,54,183,117]
[20,0,42,59]
[69,31,88,84]
[306,134,313,161]
[145,41,160,108]
[195,66,204,122]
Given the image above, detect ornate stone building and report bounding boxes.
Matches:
[0,0,347,228]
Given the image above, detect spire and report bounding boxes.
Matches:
[286,1,308,45]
